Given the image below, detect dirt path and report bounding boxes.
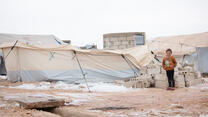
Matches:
[54,86,207,117]
[0,80,208,117]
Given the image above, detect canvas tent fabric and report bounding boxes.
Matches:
[0,41,153,83]
[148,32,208,56]
[0,33,64,46]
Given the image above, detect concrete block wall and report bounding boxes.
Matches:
[115,60,203,89]
[175,75,185,88]
[104,36,135,49]
[103,32,145,50]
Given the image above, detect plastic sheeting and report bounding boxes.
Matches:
[183,47,208,73]
[8,69,135,83]
[196,47,208,73]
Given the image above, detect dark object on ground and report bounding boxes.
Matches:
[90,106,135,111]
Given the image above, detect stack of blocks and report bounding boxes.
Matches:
[117,61,203,89]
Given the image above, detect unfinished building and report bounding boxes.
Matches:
[103,32,145,50]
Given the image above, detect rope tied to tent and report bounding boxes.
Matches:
[121,54,139,78]
[73,50,91,92]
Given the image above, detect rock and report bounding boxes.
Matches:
[79,86,86,89]
[147,68,160,74]
[155,80,168,88]
[200,87,208,92]
[123,77,151,88]
[52,107,99,117]
[154,73,168,88]
[175,75,185,88]
[155,73,167,81]
[4,94,67,109]
[170,104,184,109]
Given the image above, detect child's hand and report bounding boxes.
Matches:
[170,65,174,68]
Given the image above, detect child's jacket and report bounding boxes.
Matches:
[162,56,177,71]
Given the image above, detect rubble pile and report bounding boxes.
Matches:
[116,60,203,88]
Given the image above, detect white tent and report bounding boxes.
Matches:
[148,32,208,56]
[148,32,208,74]
[0,34,153,83]
[0,33,63,46]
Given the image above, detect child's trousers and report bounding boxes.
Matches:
[166,70,175,87]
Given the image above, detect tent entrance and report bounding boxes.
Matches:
[0,50,7,76]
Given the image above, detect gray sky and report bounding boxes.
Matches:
[0,0,208,48]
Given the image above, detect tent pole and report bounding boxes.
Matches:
[151,51,161,63]
[73,50,91,92]
[4,40,18,60]
[121,54,139,78]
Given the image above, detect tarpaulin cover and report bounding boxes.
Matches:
[196,47,208,73]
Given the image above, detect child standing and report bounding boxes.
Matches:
[162,49,177,90]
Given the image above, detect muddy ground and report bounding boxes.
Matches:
[0,79,208,117]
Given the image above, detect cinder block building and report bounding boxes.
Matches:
[103,32,146,50]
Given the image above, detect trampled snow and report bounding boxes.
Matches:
[79,82,134,92]
[9,81,136,92]
[9,82,51,90]
[0,75,7,80]
[56,92,97,105]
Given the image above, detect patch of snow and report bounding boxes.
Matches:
[27,93,66,100]
[53,81,73,90]
[200,114,208,117]
[189,83,208,89]
[57,93,92,98]
[74,82,137,92]
[11,84,37,89]
[56,92,96,105]
[8,81,137,92]
[87,110,102,113]
[0,104,7,107]
[54,81,138,92]
[103,112,115,116]
[9,83,51,90]
[174,115,183,117]
[3,93,65,101]
[200,87,208,92]
[117,115,128,117]
[38,82,51,89]
[70,99,89,105]
[0,103,20,108]
[27,93,55,98]
[3,94,23,100]
[14,103,20,107]
[8,81,75,90]
[0,75,7,80]
[129,111,148,117]
[202,78,208,83]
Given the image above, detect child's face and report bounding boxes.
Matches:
[166,51,172,57]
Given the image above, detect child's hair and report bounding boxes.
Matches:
[166,48,172,53]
